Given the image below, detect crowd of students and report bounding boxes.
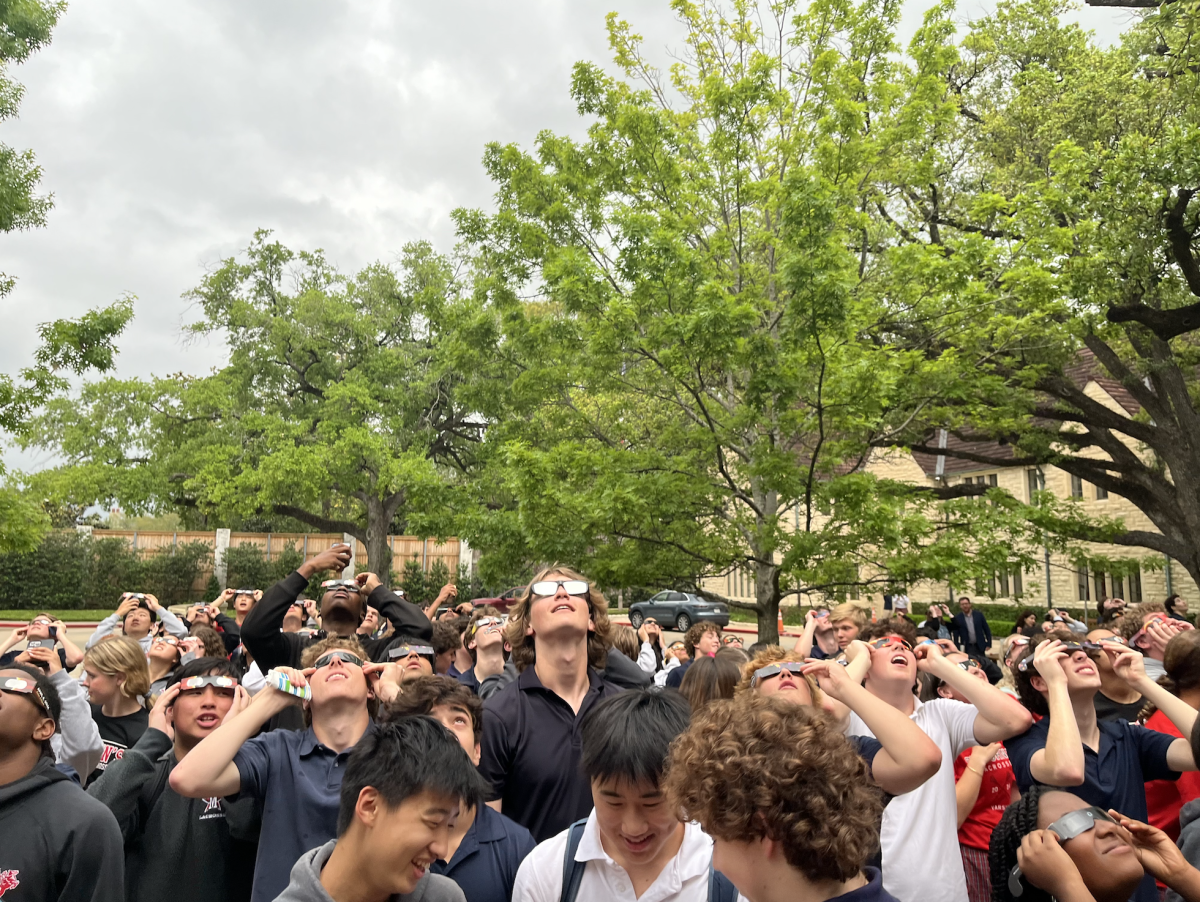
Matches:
[8,546,1200,902]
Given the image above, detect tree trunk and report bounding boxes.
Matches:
[754,561,782,645]
[364,497,393,588]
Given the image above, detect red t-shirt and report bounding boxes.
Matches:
[1144,709,1200,841]
[954,745,1017,850]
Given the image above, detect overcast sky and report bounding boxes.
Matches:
[3,0,1133,471]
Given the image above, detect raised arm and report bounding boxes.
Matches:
[1024,640,1085,786]
[363,573,432,643]
[1113,648,1199,772]
[803,657,942,795]
[796,611,820,659]
[87,598,137,648]
[917,642,1032,743]
[169,672,298,798]
[40,651,103,782]
[955,743,1001,826]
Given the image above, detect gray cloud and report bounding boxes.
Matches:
[1,0,1131,475]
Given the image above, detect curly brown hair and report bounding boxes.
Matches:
[734,646,823,706]
[189,624,226,659]
[1115,602,1167,643]
[503,565,612,672]
[380,674,483,744]
[664,695,882,882]
[683,620,723,658]
[860,618,917,647]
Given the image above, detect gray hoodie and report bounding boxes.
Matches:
[272,840,465,902]
[1168,799,1200,902]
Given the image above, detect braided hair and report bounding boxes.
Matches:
[990,785,1054,902]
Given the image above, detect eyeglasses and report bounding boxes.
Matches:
[0,676,51,716]
[320,579,360,590]
[388,645,434,660]
[312,650,364,669]
[722,635,743,646]
[750,661,806,688]
[1016,641,1094,672]
[470,617,504,636]
[530,579,589,598]
[235,588,257,595]
[955,658,983,671]
[668,642,686,651]
[153,636,180,646]
[869,637,912,651]
[1008,807,1115,897]
[29,617,54,626]
[1008,636,1031,647]
[177,675,239,695]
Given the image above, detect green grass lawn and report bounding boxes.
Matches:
[0,610,113,621]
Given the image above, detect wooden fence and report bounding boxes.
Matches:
[95,529,463,586]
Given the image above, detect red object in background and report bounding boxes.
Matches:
[954,745,1017,851]
[1144,709,1200,841]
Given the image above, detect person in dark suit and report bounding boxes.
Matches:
[951,597,1000,684]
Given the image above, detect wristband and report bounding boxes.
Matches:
[265,669,311,700]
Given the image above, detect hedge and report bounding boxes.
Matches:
[0,532,213,610]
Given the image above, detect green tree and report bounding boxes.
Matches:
[0,0,63,294]
[458,0,1053,641]
[27,233,499,586]
[858,0,1200,592]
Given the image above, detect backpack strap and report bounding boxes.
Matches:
[708,857,738,902]
[559,818,590,902]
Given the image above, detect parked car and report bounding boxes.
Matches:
[467,585,528,615]
[628,592,730,632]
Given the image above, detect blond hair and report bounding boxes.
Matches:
[829,600,871,629]
[504,564,613,672]
[83,635,151,699]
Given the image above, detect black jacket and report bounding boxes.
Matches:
[951,610,993,652]
[240,570,432,669]
[0,756,125,902]
[87,727,257,902]
[212,613,242,655]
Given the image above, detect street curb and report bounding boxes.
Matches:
[609,617,795,637]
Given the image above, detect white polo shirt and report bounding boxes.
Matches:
[848,696,979,902]
[512,812,723,902]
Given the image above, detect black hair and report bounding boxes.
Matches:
[989,784,1053,902]
[745,642,773,659]
[385,634,435,663]
[337,716,489,835]
[166,657,238,693]
[580,689,692,788]
[1,662,62,756]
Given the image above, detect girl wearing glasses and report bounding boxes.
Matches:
[146,633,183,700]
[989,784,1200,902]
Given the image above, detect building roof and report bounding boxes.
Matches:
[910,349,1138,478]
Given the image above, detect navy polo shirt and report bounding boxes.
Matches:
[835,869,900,902]
[479,665,622,842]
[430,803,536,902]
[664,658,692,688]
[457,667,481,695]
[1006,716,1180,902]
[233,724,369,902]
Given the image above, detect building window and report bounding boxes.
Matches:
[1096,485,1108,500]
[1077,567,1090,601]
[1128,567,1142,603]
[1070,474,1084,498]
[1026,469,1040,502]
[1093,571,1107,603]
[1111,574,1124,599]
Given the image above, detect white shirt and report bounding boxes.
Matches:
[848,697,978,902]
[512,813,725,902]
[653,658,680,688]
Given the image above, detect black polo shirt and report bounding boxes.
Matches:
[479,665,622,842]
